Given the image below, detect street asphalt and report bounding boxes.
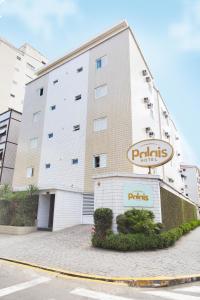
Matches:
[1,261,200,300]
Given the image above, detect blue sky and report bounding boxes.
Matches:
[0,0,200,165]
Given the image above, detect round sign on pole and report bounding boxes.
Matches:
[127,139,174,168]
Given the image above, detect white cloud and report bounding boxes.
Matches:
[0,0,78,39]
[169,0,200,51]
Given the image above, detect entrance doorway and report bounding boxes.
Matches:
[48,194,55,230]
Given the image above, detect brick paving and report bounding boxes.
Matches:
[0,225,200,277]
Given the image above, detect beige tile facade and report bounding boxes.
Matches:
[84,29,133,193]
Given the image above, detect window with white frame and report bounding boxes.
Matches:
[26,167,34,178]
[45,163,51,169]
[39,88,44,96]
[95,84,107,99]
[72,158,78,165]
[93,117,107,132]
[33,111,41,122]
[96,55,107,69]
[30,137,38,149]
[73,124,80,131]
[48,132,53,139]
[50,105,56,111]
[93,154,107,168]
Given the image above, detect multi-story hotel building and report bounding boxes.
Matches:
[180,165,200,206]
[0,109,22,185]
[13,21,185,231]
[0,37,47,113]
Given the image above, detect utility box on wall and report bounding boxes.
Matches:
[94,173,162,231]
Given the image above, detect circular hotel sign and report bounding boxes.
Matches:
[127,139,174,168]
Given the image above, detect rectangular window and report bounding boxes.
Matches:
[93,154,107,168]
[96,55,107,69]
[0,150,3,161]
[10,94,15,98]
[16,56,21,61]
[77,67,83,73]
[53,79,58,84]
[93,117,107,132]
[30,137,38,149]
[48,133,53,139]
[33,111,41,122]
[95,84,107,99]
[26,167,34,178]
[45,163,51,169]
[75,94,82,101]
[39,88,44,96]
[73,125,80,131]
[50,105,56,111]
[72,158,78,165]
[27,63,35,70]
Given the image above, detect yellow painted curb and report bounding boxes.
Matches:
[1,257,200,288]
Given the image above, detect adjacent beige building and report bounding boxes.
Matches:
[0,37,48,113]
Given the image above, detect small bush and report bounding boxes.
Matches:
[93,208,113,239]
[92,219,200,251]
[116,209,162,235]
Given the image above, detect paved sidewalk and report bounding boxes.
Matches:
[0,225,200,277]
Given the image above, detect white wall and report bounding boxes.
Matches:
[181,166,200,205]
[38,52,89,191]
[53,190,82,231]
[94,173,162,231]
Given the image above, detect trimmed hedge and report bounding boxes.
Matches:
[93,208,113,238]
[92,220,200,251]
[160,187,197,230]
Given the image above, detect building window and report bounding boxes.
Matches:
[50,105,56,111]
[72,158,78,165]
[93,154,107,168]
[95,84,107,99]
[33,111,41,122]
[93,117,107,132]
[16,56,21,61]
[30,137,38,149]
[53,79,58,84]
[77,67,83,73]
[0,150,3,161]
[45,163,51,169]
[48,133,53,139]
[73,125,80,131]
[10,94,15,98]
[96,55,107,69]
[39,88,44,96]
[75,94,82,101]
[27,63,35,70]
[26,167,34,178]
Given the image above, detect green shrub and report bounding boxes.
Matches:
[93,208,113,238]
[116,209,162,235]
[92,219,200,251]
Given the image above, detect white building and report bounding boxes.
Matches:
[0,37,48,113]
[13,21,186,231]
[180,165,200,206]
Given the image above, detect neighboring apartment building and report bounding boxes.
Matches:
[13,21,185,231]
[180,165,200,206]
[0,37,48,113]
[0,109,22,185]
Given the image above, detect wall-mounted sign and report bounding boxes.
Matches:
[127,139,174,168]
[123,183,154,207]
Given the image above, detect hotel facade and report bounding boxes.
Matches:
[13,21,187,231]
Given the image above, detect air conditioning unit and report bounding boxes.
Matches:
[168,178,174,183]
[142,69,148,76]
[163,111,168,118]
[177,153,181,157]
[149,131,155,137]
[165,131,170,138]
[181,188,184,191]
[146,76,151,83]
[145,127,151,133]
[147,103,153,109]
[144,97,150,103]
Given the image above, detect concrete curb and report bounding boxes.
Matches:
[1,257,200,287]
